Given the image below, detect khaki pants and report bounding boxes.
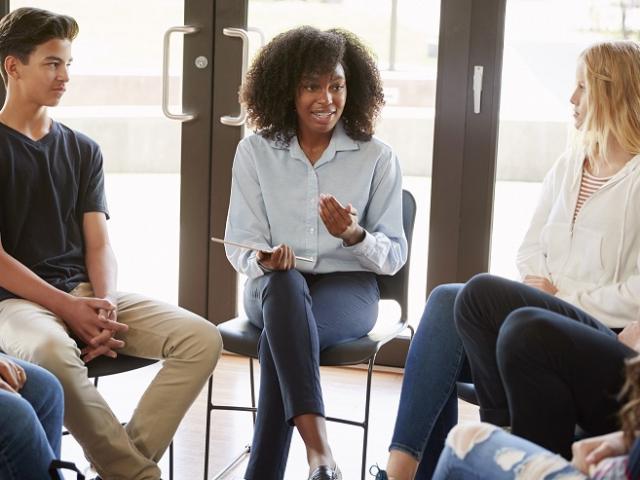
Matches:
[0,283,222,480]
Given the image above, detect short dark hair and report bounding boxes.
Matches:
[240,26,385,144]
[0,7,79,85]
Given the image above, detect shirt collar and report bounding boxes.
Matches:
[267,121,360,163]
[329,121,360,152]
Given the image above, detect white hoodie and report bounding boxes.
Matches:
[517,147,640,328]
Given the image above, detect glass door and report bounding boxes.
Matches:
[490,0,639,278]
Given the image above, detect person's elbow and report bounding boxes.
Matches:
[380,240,407,276]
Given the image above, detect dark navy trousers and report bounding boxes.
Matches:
[455,273,636,458]
[243,269,379,480]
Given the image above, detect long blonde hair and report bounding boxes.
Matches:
[619,355,640,448]
[579,41,640,168]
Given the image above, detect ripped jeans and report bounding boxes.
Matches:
[433,423,627,480]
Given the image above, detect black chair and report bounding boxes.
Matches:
[204,189,417,480]
[456,381,479,405]
[63,354,174,480]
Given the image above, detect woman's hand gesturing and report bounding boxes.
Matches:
[318,193,365,246]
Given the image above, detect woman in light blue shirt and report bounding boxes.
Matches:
[224,26,407,480]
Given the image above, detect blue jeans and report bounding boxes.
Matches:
[433,423,587,480]
[243,270,379,480]
[0,355,64,480]
[389,284,472,479]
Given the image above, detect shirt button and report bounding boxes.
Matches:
[309,227,315,233]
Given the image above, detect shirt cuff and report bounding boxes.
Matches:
[257,258,274,273]
[246,255,266,278]
[342,230,375,256]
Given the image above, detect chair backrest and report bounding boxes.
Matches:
[376,189,417,325]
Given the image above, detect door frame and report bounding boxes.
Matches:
[179,0,221,318]
[427,0,507,294]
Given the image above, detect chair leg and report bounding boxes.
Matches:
[361,355,376,480]
[169,441,174,480]
[204,376,214,480]
[249,357,256,425]
[208,358,257,480]
[211,444,251,480]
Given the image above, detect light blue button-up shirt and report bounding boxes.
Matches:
[224,122,407,279]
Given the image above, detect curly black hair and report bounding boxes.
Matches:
[240,26,384,144]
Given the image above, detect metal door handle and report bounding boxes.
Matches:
[473,65,483,114]
[220,28,250,126]
[162,25,199,121]
[248,26,265,48]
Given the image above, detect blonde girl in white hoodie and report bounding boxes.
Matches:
[452,40,640,465]
[371,41,640,480]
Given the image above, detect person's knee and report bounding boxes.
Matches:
[43,369,64,409]
[25,363,64,407]
[183,317,223,370]
[31,336,83,381]
[445,422,499,459]
[431,283,461,300]
[0,393,40,438]
[457,273,502,305]
[203,321,223,366]
[454,274,495,326]
[427,284,461,314]
[462,273,500,297]
[414,284,463,350]
[263,270,306,299]
[496,309,557,373]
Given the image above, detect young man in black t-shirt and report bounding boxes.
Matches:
[0,8,222,479]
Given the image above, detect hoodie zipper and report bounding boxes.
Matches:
[560,163,627,284]
[570,167,626,235]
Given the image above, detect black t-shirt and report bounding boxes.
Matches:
[0,120,109,301]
